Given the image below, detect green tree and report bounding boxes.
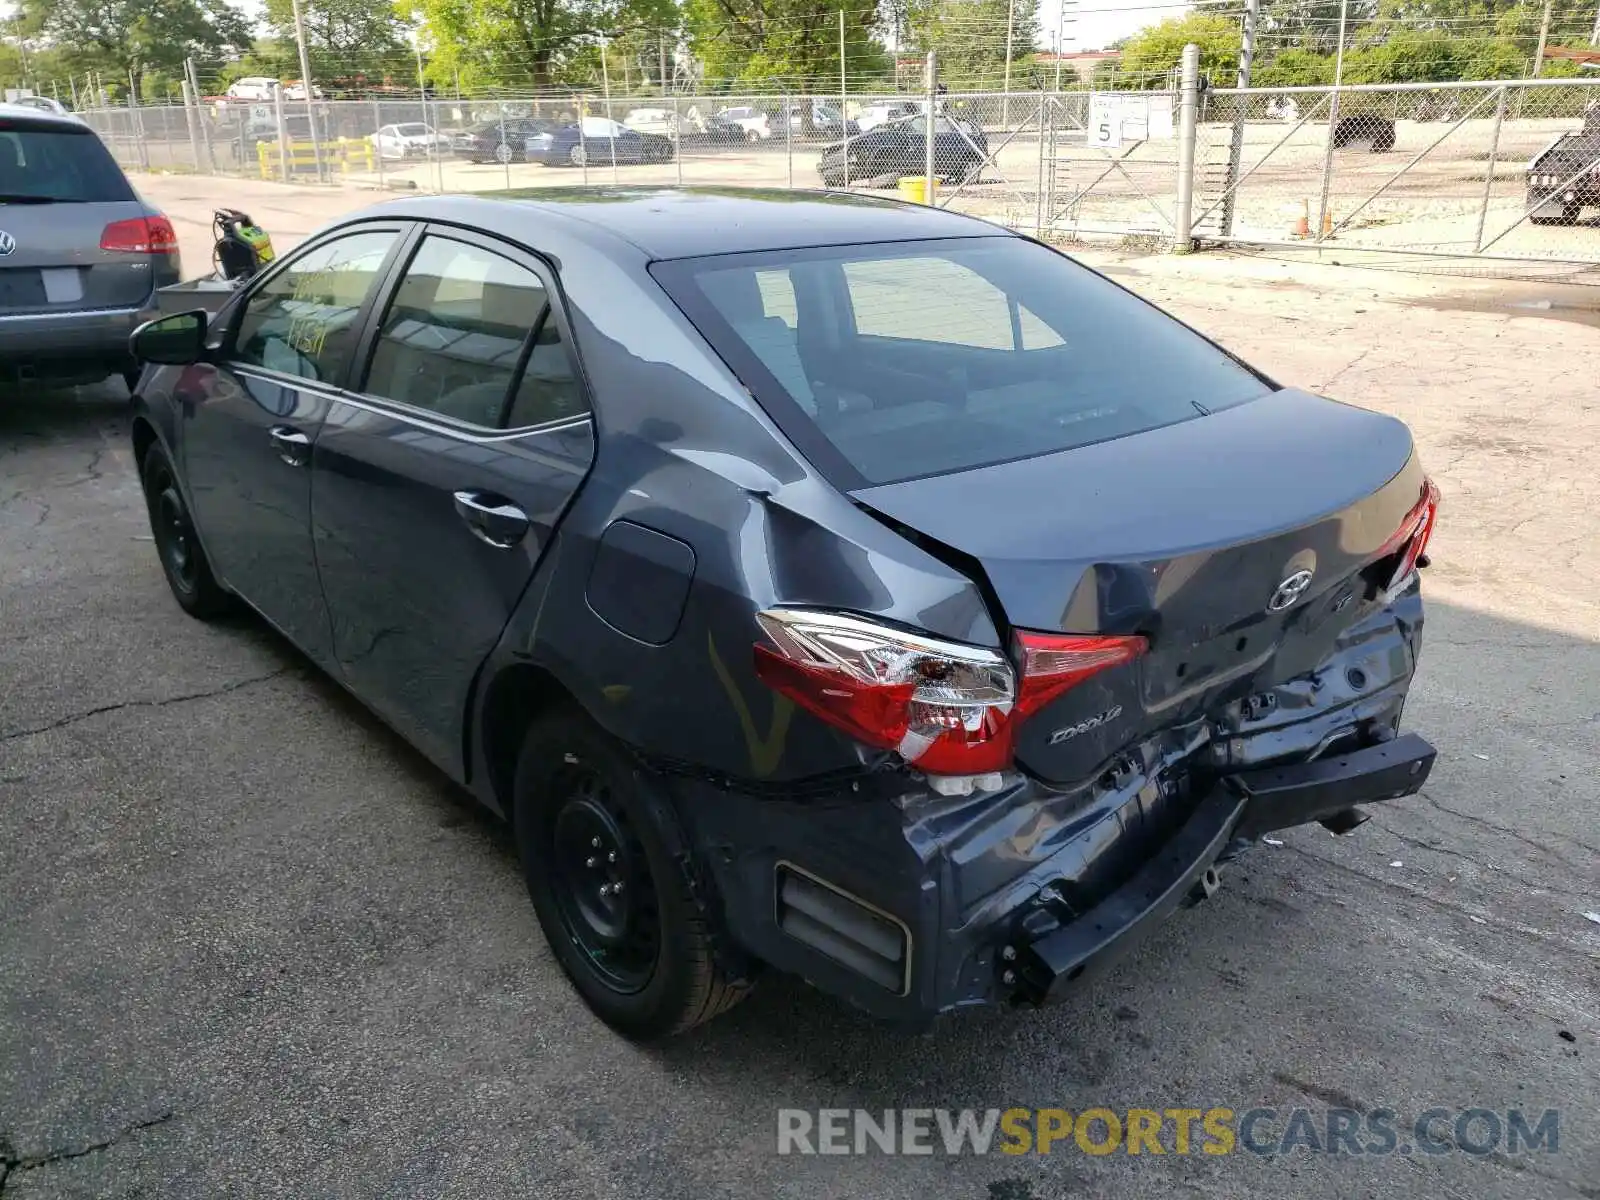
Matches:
[1118,13,1241,85]
[1253,47,1335,87]
[685,0,887,91]
[404,0,677,91]
[263,0,411,85]
[903,0,1040,89]
[17,0,251,91]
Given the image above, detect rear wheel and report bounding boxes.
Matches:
[745,129,761,144]
[513,710,749,1040]
[569,144,588,167]
[139,444,231,619]
[494,142,514,165]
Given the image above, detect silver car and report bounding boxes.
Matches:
[0,103,180,390]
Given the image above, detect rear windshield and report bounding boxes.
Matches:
[395,123,429,136]
[0,124,133,203]
[652,237,1267,487]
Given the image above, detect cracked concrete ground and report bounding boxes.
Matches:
[1,177,1596,1198]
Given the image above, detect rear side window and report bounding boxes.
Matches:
[0,125,134,203]
[364,234,586,429]
[653,237,1267,487]
[234,230,397,384]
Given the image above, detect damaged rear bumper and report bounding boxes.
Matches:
[1011,732,1434,1005]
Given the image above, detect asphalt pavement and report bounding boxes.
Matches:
[1,184,1596,1198]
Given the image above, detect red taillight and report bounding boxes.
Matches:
[1379,477,1441,590]
[101,215,179,254]
[752,609,1145,787]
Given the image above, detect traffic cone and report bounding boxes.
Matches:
[1292,199,1310,238]
[1322,208,1334,236]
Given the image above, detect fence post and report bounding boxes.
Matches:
[924,51,938,207]
[373,98,386,189]
[785,93,794,189]
[1174,44,1200,252]
[180,79,203,173]
[1474,85,1508,253]
[274,84,290,183]
[672,92,683,186]
[1220,0,1258,238]
[1315,84,1341,244]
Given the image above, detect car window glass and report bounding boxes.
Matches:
[581,117,625,138]
[843,257,1058,351]
[234,230,397,383]
[658,238,1264,486]
[364,236,546,428]
[0,127,136,202]
[505,315,587,428]
[754,270,798,328]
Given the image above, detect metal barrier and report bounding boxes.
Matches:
[256,136,376,181]
[74,74,1600,279]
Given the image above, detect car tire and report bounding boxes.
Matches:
[495,142,514,164]
[569,144,588,167]
[512,709,751,1040]
[139,444,231,620]
[745,129,761,144]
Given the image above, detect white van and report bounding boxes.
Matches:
[226,77,280,101]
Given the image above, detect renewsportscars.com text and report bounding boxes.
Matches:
[776,1107,1561,1157]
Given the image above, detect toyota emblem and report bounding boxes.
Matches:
[0,231,15,256]
[1267,569,1315,613]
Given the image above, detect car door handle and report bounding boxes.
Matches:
[453,490,529,550]
[269,425,310,467]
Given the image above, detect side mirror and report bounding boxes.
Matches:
[130,310,208,366]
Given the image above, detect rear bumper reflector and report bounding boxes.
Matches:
[776,863,911,995]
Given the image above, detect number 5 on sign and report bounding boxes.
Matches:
[1087,94,1122,148]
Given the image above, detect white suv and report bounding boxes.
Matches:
[715,106,772,142]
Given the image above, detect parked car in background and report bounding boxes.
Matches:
[7,94,72,117]
[819,114,987,188]
[454,119,552,164]
[283,81,325,102]
[1331,113,1396,151]
[784,102,858,138]
[855,101,920,133]
[0,104,180,390]
[226,77,279,101]
[1526,99,1600,226]
[125,188,1438,1040]
[715,105,773,142]
[623,107,679,139]
[625,107,746,146]
[524,117,673,167]
[372,122,448,160]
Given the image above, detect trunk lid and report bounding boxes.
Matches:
[852,388,1428,783]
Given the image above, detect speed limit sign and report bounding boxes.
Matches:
[1087,93,1126,148]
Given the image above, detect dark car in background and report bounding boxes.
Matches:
[820,114,988,187]
[454,118,553,164]
[126,189,1438,1040]
[523,117,673,167]
[0,104,180,389]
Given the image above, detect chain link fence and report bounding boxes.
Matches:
[74,73,1600,279]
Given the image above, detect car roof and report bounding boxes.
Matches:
[378,187,1013,260]
[0,103,86,129]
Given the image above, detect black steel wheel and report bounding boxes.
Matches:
[139,444,231,619]
[513,710,751,1039]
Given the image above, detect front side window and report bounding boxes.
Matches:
[653,237,1268,487]
[234,229,397,383]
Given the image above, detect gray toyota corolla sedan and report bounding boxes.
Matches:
[128,189,1439,1039]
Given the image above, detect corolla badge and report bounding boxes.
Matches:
[1048,705,1122,745]
[0,231,15,256]
[1267,568,1315,613]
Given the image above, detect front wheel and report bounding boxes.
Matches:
[569,144,589,167]
[745,129,762,144]
[494,142,514,165]
[139,444,231,619]
[513,710,750,1040]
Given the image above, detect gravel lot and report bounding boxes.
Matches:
[2,177,1596,1198]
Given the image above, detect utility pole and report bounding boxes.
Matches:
[288,0,320,176]
[1533,0,1554,75]
[1333,0,1349,88]
[1591,0,1600,47]
[659,34,667,95]
[1220,0,1260,238]
[1002,0,1015,127]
